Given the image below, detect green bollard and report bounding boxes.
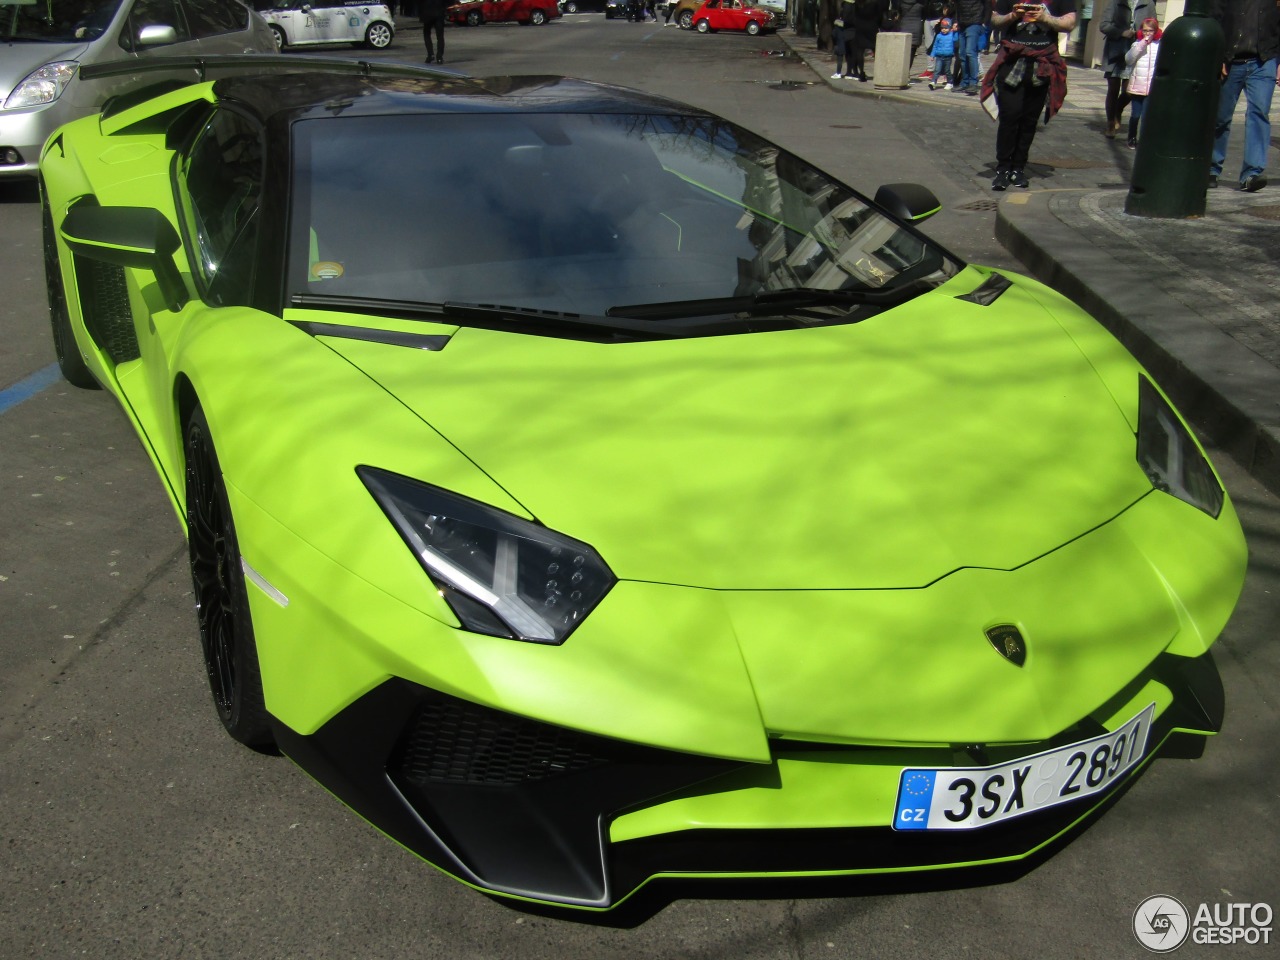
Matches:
[1124,0,1224,218]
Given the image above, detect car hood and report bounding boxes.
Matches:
[320,275,1151,590]
[0,42,89,95]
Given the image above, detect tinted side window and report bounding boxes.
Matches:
[180,110,264,306]
[184,0,249,37]
[121,0,192,50]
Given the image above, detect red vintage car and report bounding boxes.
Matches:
[446,0,562,24]
[689,0,775,33]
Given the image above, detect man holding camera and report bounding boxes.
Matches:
[983,0,1077,190]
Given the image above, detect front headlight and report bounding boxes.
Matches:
[360,467,615,644]
[1136,376,1224,518]
[4,61,78,110]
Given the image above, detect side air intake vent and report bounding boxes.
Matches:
[394,695,611,786]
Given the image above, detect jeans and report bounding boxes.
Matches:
[959,22,985,89]
[932,56,953,85]
[1211,57,1277,182]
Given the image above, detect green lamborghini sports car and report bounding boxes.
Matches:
[40,58,1247,910]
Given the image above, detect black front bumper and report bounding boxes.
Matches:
[270,651,1224,910]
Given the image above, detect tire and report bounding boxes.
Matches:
[269,24,286,50]
[41,193,99,389]
[563,0,578,11]
[530,8,547,23]
[466,10,482,24]
[364,21,393,47]
[695,17,709,31]
[678,9,692,27]
[746,19,760,34]
[185,406,274,751]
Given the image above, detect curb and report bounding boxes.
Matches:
[996,190,1280,496]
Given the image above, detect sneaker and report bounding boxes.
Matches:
[944,83,953,91]
[1207,175,1219,189]
[1241,175,1268,192]
[991,170,1011,191]
[928,81,937,90]
[1008,169,1029,188]
[832,73,843,79]
[1127,138,1137,149]
[965,86,979,96]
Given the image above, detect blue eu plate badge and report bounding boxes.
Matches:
[892,702,1155,831]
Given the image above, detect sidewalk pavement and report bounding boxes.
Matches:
[781,28,1280,497]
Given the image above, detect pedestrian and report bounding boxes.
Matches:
[420,0,447,64]
[1123,17,1160,148]
[929,17,958,88]
[982,0,1077,190]
[897,0,928,74]
[954,0,990,94]
[1208,0,1279,192]
[832,0,858,78]
[1098,0,1153,139]
[849,0,886,82]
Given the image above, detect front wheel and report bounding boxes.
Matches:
[678,9,692,27]
[745,19,760,34]
[364,21,393,47]
[530,8,547,22]
[269,24,286,49]
[695,17,709,31]
[466,9,482,24]
[185,406,274,750]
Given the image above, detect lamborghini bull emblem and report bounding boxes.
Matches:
[985,625,1027,666]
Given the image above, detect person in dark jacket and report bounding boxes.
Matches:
[849,0,886,81]
[983,0,1076,190]
[420,0,448,63]
[896,0,928,72]
[1098,0,1155,137]
[1209,0,1280,191]
[954,0,990,93]
[832,0,858,78]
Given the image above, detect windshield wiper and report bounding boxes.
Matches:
[606,286,911,321]
[289,294,720,341]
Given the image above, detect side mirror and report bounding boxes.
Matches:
[60,206,187,311]
[136,24,179,47]
[874,183,942,224]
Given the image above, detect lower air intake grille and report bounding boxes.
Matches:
[394,695,611,786]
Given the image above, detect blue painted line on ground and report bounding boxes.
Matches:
[0,364,61,416]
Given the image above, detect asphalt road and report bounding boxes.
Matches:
[1,16,1277,959]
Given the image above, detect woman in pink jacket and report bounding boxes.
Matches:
[1124,17,1161,147]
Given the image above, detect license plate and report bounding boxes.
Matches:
[892,702,1156,831]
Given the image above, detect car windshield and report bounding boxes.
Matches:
[288,112,960,326]
[1,0,123,41]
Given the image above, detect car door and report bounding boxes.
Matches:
[182,0,274,51]
[487,0,518,21]
[128,104,267,484]
[719,0,747,28]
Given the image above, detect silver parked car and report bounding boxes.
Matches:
[253,2,396,50]
[0,0,276,179]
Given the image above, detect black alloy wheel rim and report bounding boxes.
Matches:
[187,423,237,721]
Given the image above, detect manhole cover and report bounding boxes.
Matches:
[956,199,1001,212]
[829,124,862,129]
[1247,204,1280,221]
[1035,157,1109,169]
